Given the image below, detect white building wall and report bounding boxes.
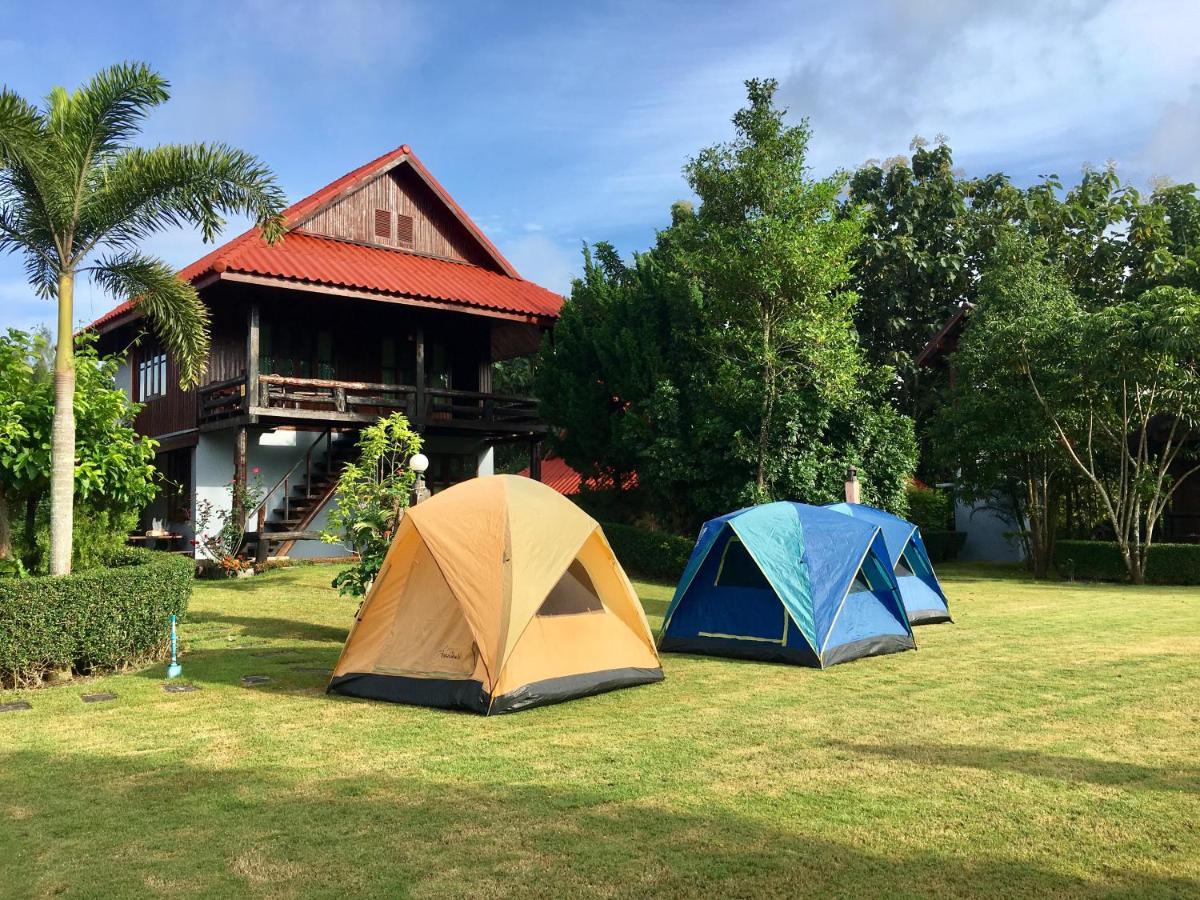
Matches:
[114,358,132,400]
[955,498,1025,562]
[191,428,496,560]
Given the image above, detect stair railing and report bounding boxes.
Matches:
[252,427,336,535]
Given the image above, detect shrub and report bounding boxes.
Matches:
[1054,540,1200,585]
[922,530,967,563]
[906,483,953,533]
[0,548,193,687]
[322,414,422,598]
[601,521,694,582]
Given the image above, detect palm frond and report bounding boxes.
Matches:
[45,62,168,167]
[89,251,210,386]
[80,142,287,252]
[0,88,46,167]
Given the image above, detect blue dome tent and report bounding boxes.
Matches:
[658,503,916,668]
[825,503,952,625]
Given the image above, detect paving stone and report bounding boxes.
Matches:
[0,700,31,713]
[81,692,117,704]
[241,675,271,686]
[162,682,199,693]
[250,649,288,657]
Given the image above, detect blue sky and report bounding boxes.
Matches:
[2,0,1198,333]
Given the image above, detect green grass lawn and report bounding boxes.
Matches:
[2,563,1198,899]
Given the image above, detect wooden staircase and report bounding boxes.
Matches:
[248,428,360,560]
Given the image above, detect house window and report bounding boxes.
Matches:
[316,330,334,379]
[160,448,192,523]
[138,352,167,400]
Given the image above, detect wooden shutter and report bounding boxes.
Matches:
[374,208,392,239]
[396,213,414,248]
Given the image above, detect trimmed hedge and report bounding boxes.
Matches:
[923,530,967,563]
[0,548,193,687]
[1054,540,1200,585]
[601,521,694,582]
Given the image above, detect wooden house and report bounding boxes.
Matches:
[91,145,562,558]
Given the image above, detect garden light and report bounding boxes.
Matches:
[166,614,182,679]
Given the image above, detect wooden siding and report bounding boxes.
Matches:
[132,340,197,438]
[301,165,498,270]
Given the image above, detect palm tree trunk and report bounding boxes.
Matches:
[49,271,76,576]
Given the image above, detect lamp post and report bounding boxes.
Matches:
[410,453,431,504]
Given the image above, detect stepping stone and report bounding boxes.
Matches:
[292,667,332,675]
[163,683,199,694]
[241,675,271,686]
[81,692,117,704]
[250,649,288,657]
[0,701,31,713]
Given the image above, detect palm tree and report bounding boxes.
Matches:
[0,62,286,575]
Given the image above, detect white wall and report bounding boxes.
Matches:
[477,445,495,477]
[192,428,496,560]
[114,358,132,400]
[955,498,1025,562]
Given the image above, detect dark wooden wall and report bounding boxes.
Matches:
[300,165,497,270]
[131,338,198,438]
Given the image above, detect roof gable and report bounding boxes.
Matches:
[89,145,562,331]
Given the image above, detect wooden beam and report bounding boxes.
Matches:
[414,326,426,429]
[530,439,543,482]
[247,301,260,410]
[234,426,248,517]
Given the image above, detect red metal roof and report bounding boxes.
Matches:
[519,454,639,496]
[87,145,562,330]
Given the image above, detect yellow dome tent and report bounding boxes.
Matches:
[328,475,664,714]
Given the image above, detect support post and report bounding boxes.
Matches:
[234,426,248,519]
[530,439,543,482]
[247,301,260,410]
[414,326,426,427]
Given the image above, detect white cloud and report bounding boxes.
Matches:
[501,234,578,294]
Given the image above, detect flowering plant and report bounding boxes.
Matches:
[194,476,264,573]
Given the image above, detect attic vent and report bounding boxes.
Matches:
[396,213,414,248]
[374,208,391,239]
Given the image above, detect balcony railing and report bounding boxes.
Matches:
[197,374,541,432]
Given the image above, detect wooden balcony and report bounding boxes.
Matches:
[198,374,544,435]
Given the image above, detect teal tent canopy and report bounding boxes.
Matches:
[658,503,916,668]
[825,502,952,625]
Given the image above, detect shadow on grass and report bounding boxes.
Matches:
[0,748,1194,898]
[184,610,348,645]
[827,739,1200,795]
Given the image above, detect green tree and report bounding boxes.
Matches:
[322,414,423,597]
[973,246,1200,583]
[680,78,867,501]
[845,141,975,416]
[932,245,1073,578]
[0,328,158,571]
[536,83,917,531]
[0,62,285,575]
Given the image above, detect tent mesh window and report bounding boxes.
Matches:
[894,551,916,578]
[538,559,604,616]
[852,554,890,593]
[715,537,771,589]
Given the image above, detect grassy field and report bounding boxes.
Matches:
[2,562,1198,899]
